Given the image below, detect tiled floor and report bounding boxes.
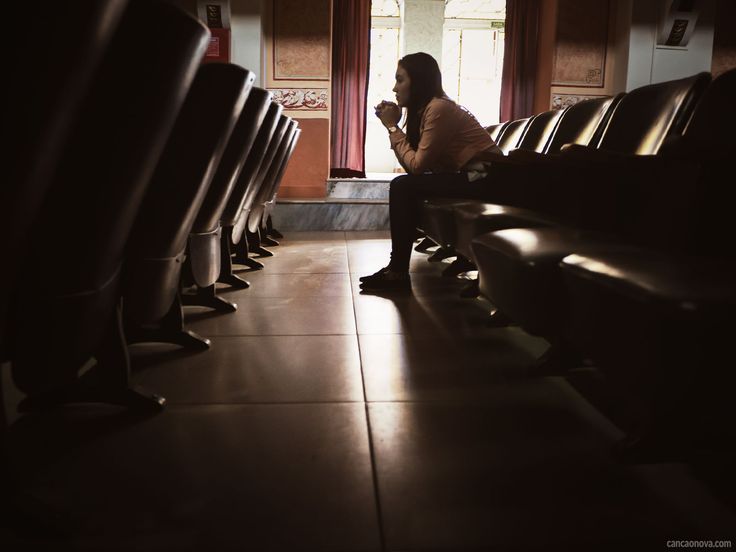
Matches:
[2,231,735,551]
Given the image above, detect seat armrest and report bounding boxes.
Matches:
[561,249,736,313]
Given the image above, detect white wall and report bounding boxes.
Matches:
[231,0,263,85]
[623,0,715,91]
[651,1,715,83]
[612,0,633,93]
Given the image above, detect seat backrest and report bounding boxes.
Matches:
[260,120,298,204]
[1,0,128,349]
[680,67,736,155]
[241,112,290,216]
[229,103,284,224]
[485,122,508,142]
[248,120,298,232]
[124,63,252,324]
[545,95,622,154]
[515,109,565,153]
[495,118,531,154]
[264,127,302,222]
[246,116,294,233]
[188,66,258,235]
[659,68,736,256]
[220,88,274,227]
[12,0,210,394]
[597,72,711,155]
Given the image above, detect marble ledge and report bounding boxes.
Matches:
[272,201,389,231]
[325,179,390,200]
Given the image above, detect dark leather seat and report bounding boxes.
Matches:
[543,95,620,154]
[124,63,254,349]
[449,95,625,261]
[470,71,713,363]
[235,113,291,259]
[556,69,736,455]
[10,0,210,408]
[420,96,623,269]
[1,0,129,354]
[0,0,130,522]
[215,88,274,281]
[486,121,509,143]
[561,248,736,458]
[229,103,284,268]
[261,127,302,239]
[182,93,283,314]
[247,119,299,238]
[514,109,565,153]
[419,116,532,254]
[495,117,532,154]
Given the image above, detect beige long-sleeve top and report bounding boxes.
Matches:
[388,96,503,175]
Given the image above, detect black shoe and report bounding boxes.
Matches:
[359,271,410,291]
[359,266,390,283]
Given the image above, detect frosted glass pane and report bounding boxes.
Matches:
[371,0,399,17]
[367,28,400,108]
[366,27,402,173]
[460,29,494,80]
[441,29,462,101]
[457,29,502,125]
[444,0,505,19]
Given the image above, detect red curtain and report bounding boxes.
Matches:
[330,0,371,178]
[500,0,540,122]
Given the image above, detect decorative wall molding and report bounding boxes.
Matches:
[552,0,609,87]
[270,88,328,111]
[551,93,607,110]
[273,0,330,80]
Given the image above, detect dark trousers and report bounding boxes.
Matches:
[388,172,492,272]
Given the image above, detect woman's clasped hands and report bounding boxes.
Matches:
[374,100,401,128]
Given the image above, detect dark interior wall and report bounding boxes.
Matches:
[161,0,198,17]
[712,0,736,76]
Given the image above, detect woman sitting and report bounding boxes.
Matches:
[360,52,504,292]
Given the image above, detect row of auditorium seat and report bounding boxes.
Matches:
[1,0,298,412]
[417,68,736,460]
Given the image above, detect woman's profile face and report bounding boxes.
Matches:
[392,64,411,107]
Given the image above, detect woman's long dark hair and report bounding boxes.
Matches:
[399,52,445,148]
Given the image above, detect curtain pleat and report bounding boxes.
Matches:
[500,0,540,122]
[330,0,371,178]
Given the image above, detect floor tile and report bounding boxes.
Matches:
[353,292,493,337]
[184,296,357,336]
[130,335,364,404]
[6,231,735,552]
[224,273,353,298]
[5,403,381,552]
[360,329,547,402]
[369,389,698,551]
[276,231,348,242]
[252,242,349,274]
[344,231,390,240]
[346,240,443,275]
[350,271,476,298]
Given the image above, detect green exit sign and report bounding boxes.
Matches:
[491,21,505,29]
